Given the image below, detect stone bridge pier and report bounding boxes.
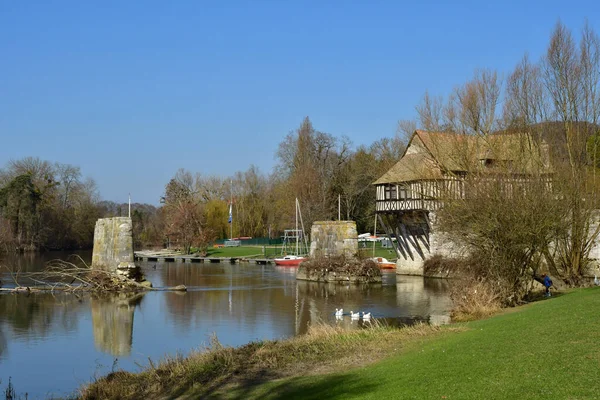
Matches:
[92,217,149,285]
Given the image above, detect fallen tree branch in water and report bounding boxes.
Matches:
[1,257,187,293]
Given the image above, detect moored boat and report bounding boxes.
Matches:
[275,198,308,267]
[274,255,306,266]
[370,257,396,269]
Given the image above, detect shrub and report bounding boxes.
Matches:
[423,254,465,277]
[299,255,381,282]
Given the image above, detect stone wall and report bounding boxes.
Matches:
[309,221,358,258]
[91,217,135,272]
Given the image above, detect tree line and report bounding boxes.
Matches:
[159,117,405,254]
[0,120,405,253]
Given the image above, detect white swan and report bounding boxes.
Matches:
[362,312,371,319]
[335,308,344,316]
[350,311,360,319]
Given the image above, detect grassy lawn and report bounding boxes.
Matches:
[196,243,397,260]
[203,246,267,258]
[357,244,397,260]
[224,287,600,399]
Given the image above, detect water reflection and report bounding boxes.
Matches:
[0,292,85,343]
[0,251,91,275]
[145,263,453,335]
[0,329,6,359]
[396,276,453,325]
[91,293,144,356]
[0,257,452,398]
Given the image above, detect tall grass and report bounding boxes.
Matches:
[449,278,502,321]
[79,322,447,400]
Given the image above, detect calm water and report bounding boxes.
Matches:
[0,252,451,399]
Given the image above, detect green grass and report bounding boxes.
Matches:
[357,244,397,260]
[225,287,600,399]
[195,243,396,260]
[201,246,269,258]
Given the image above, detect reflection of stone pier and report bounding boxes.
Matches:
[91,294,143,356]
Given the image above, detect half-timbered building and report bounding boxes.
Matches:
[374,130,550,275]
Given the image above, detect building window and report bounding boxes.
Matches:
[384,185,397,200]
[398,184,410,200]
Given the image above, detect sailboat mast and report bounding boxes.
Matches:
[295,198,299,255]
[373,213,377,257]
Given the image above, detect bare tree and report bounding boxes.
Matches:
[416,91,444,132]
[55,163,82,208]
[579,20,600,126]
[275,117,349,229]
[539,22,600,284]
[451,69,502,135]
[503,54,548,130]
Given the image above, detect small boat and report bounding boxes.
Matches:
[274,255,306,267]
[274,198,308,267]
[370,257,396,269]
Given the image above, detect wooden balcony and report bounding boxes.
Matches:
[376,199,442,212]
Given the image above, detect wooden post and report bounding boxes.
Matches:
[378,214,406,259]
[401,223,425,260]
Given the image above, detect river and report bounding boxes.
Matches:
[0,251,451,399]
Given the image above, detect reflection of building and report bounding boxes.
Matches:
[91,293,143,356]
[396,276,452,325]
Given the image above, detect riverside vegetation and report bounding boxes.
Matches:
[297,255,382,283]
[77,287,600,399]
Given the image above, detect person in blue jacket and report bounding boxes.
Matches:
[542,274,553,297]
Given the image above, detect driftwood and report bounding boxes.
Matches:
[0,284,188,294]
[1,257,187,294]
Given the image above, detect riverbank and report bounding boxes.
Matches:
[181,244,396,260]
[79,287,600,399]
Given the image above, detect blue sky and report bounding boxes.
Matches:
[1,1,598,204]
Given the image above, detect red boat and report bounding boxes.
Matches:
[370,257,396,269]
[274,255,306,266]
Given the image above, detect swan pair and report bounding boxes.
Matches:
[349,311,371,320]
[339,309,373,319]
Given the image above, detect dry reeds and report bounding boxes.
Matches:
[450,278,502,322]
[79,321,447,400]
